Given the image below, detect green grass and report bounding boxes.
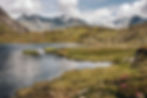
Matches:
[50,47,136,64]
[14,64,142,98]
[0,26,117,44]
[45,47,58,54]
[0,24,147,46]
[14,59,147,98]
[23,50,40,56]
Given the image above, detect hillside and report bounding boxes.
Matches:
[118,22,147,45]
[0,7,28,34]
[0,22,146,45]
[42,23,147,46]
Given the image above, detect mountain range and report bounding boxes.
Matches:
[129,16,147,26]
[17,15,87,32]
[17,14,147,32]
[0,6,147,33]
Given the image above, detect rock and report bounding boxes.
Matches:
[133,47,147,69]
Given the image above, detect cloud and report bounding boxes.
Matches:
[0,0,42,17]
[58,0,80,18]
[0,0,146,27]
[78,0,147,27]
[56,0,147,27]
[118,0,147,17]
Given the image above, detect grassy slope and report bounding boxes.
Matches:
[0,23,147,46]
[46,47,135,63]
[14,63,147,98]
[0,24,16,35]
[0,26,118,43]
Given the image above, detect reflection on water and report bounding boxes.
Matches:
[0,44,111,98]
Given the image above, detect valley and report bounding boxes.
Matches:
[0,6,147,98]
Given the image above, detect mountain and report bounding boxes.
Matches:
[113,15,147,28]
[129,16,147,26]
[17,15,87,32]
[0,7,28,34]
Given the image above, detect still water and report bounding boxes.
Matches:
[0,43,111,98]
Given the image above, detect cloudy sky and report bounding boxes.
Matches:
[0,0,147,27]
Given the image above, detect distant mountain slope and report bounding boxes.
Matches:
[129,16,147,26]
[17,15,87,32]
[117,22,147,44]
[0,7,28,34]
[113,15,147,28]
[18,14,147,32]
[0,21,146,44]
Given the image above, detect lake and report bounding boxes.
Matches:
[0,43,111,98]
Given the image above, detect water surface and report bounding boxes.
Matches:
[0,44,111,98]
